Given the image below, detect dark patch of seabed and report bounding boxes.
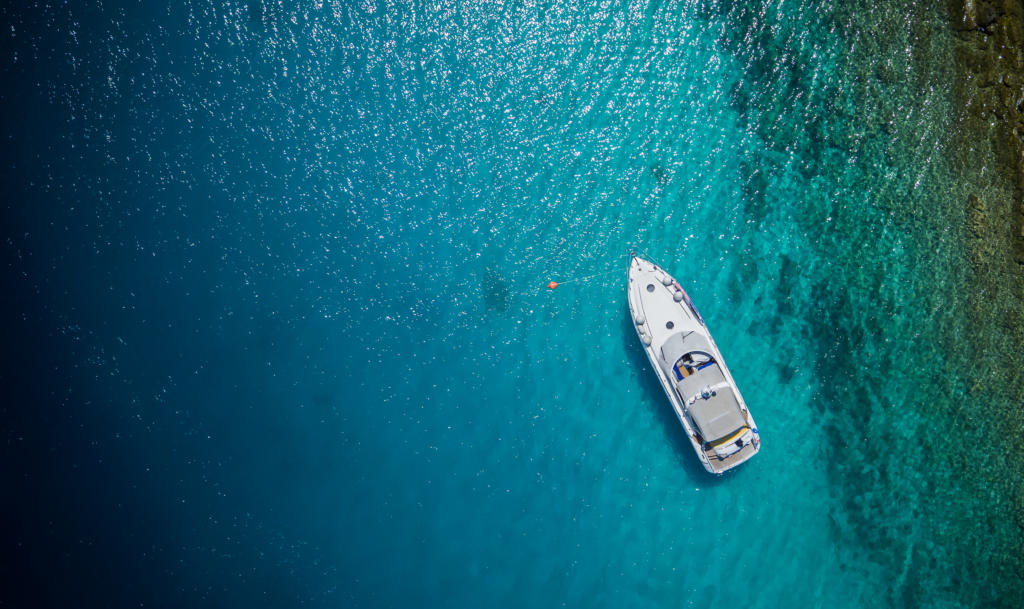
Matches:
[483,268,509,312]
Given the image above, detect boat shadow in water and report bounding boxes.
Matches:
[620,313,729,484]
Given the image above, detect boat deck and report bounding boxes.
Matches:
[704,440,758,473]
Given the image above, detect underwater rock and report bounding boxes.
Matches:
[950,0,1024,269]
[967,193,986,239]
[967,193,991,269]
[949,0,1004,32]
[875,61,898,86]
[650,163,672,185]
[482,268,509,312]
[1016,204,1024,264]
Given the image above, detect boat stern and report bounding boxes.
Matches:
[706,427,761,474]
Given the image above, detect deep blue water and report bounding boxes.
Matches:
[3,1,1022,608]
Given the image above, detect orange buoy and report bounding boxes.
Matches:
[547,281,559,290]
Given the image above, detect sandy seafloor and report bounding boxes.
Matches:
[2,1,1023,607]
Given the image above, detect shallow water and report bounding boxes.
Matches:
[3,1,1022,607]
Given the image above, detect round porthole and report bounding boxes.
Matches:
[646,284,655,292]
[666,321,674,329]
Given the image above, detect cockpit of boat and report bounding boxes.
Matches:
[671,350,715,381]
[657,334,750,453]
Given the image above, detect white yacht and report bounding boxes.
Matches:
[627,254,760,474]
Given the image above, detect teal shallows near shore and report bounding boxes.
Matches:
[2,1,1023,607]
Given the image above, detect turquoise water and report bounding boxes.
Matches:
[3,1,1022,607]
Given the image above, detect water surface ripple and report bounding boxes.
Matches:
[2,1,1021,607]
